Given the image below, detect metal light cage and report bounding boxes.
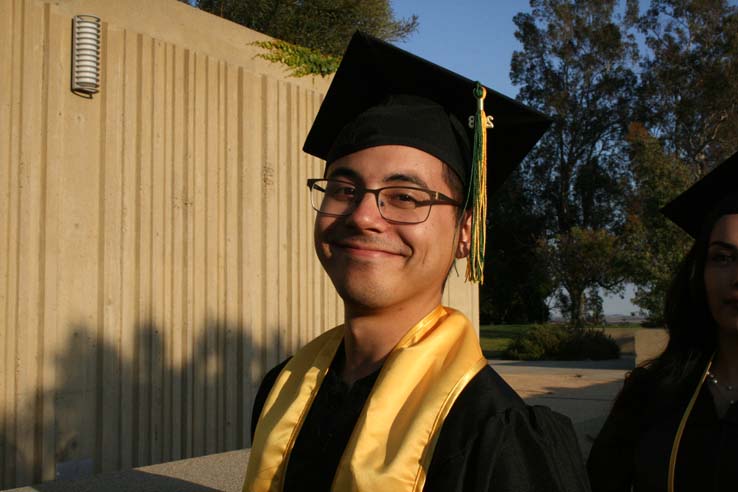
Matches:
[72,15,101,95]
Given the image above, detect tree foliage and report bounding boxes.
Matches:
[540,227,629,327]
[621,0,738,320]
[510,0,637,325]
[621,123,693,323]
[508,0,738,325]
[184,0,418,75]
[632,0,738,171]
[482,172,553,324]
[250,39,341,77]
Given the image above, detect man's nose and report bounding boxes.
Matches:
[345,191,386,229]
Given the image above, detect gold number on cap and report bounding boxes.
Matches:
[468,115,495,129]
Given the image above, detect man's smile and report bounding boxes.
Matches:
[329,238,409,258]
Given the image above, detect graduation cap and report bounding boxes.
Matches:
[661,151,738,239]
[303,31,551,283]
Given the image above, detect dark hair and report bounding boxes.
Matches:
[644,240,716,389]
[441,162,468,219]
[614,221,719,415]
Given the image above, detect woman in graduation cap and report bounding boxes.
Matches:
[587,151,738,491]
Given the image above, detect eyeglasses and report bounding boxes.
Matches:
[307,178,461,224]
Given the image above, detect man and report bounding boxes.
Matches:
[243,32,590,492]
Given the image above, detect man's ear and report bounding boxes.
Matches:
[455,210,473,259]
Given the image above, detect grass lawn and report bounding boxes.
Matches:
[479,324,533,359]
[479,322,647,359]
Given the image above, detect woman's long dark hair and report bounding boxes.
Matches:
[614,223,719,412]
[646,240,717,391]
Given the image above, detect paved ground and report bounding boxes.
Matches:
[6,358,631,492]
[491,358,631,457]
[4,451,249,492]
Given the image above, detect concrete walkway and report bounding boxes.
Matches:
[4,450,250,492]
[6,359,631,492]
[491,358,631,457]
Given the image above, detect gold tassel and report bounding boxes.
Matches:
[465,83,488,284]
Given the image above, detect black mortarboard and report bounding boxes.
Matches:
[302,31,551,282]
[661,151,738,239]
[303,31,550,192]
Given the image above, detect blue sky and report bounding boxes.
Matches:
[391,0,639,316]
[392,1,527,98]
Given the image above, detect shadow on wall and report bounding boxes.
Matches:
[1,319,284,490]
[0,437,27,492]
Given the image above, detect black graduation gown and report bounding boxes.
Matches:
[588,382,738,491]
[250,358,591,492]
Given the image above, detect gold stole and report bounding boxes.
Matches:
[243,305,487,492]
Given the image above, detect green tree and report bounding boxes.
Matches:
[622,123,693,323]
[623,0,738,321]
[183,0,418,75]
[482,172,553,324]
[511,0,637,326]
[540,227,628,327]
[633,0,738,170]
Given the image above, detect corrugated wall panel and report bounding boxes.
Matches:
[39,3,63,482]
[0,0,10,484]
[98,20,124,475]
[168,42,188,464]
[1,0,18,483]
[0,0,480,488]
[4,0,50,486]
[241,69,264,457]
[118,28,139,473]
[223,61,240,455]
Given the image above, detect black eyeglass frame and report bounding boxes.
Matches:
[306,178,462,225]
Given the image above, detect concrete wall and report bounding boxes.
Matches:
[0,0,479,488]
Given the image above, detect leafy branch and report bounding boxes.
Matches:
[251,39,341,77]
